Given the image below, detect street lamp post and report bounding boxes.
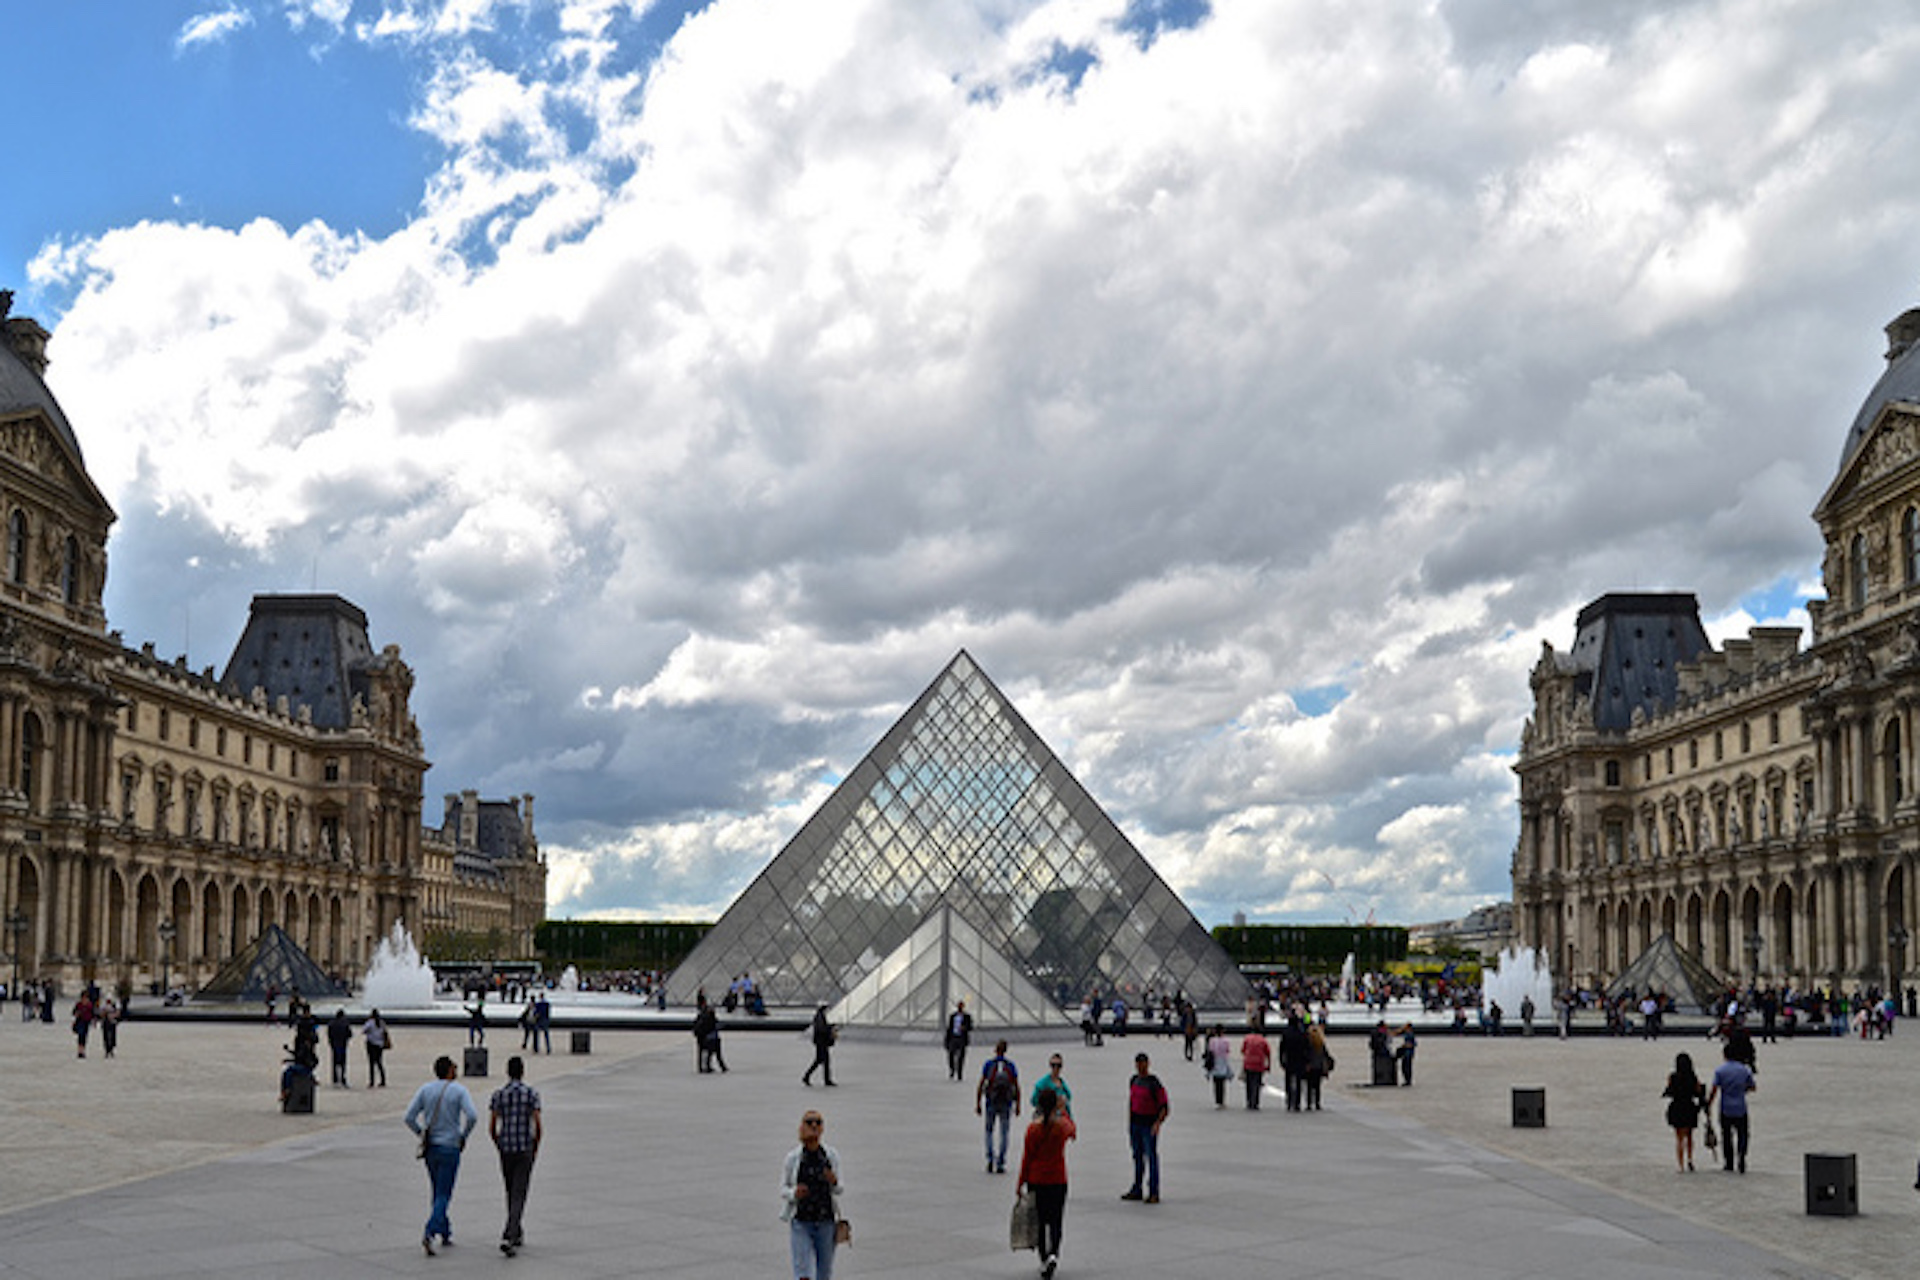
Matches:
[157,919,177,1000]
[1744,931,1764,979]
[4,910,27,1002]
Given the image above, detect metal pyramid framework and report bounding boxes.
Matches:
[195,923,338,1002]
[1604,932,1727,1015]
[830,904,1077,1031]
[667,651,1249,1015]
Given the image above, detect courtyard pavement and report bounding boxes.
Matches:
[0,1007,1913,1278]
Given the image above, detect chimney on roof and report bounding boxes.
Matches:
[1,298,51,375]
[1886,307,1920,364]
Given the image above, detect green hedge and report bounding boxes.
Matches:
[1211,924,1408,973]
[533,919,713,970]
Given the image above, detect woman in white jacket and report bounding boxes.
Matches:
[780,1110,843,1280]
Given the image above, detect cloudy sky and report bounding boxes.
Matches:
[7,0,1919,929]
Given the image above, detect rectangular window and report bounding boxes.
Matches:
[1740,723,1751,753]
[158,709,170,741]
[216,727,227,756]
[188,718,200,749]
[1642,754,1653,782]
[124,702,137,731]
[1604,760,1621,787]
[1713,731,1723,762]
[243,735,252,765]
[267,743,276,771]
[1665,747,1675,775]
[1689,740,1699,769]
[1770,712,1781,745]
[324,757,339,783]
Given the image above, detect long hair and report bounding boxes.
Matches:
[1670,1051,1698,1091]
[1035,1086,1060,1127]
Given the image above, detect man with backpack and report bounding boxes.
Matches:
[975,1039,1022,1173]
[1121,1052,1169,1203]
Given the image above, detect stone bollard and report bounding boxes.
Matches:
[1511,1086,1546,1128]
[463,1046,489,1078]
[283,1071,315,1114]
[570,1029,592,1054]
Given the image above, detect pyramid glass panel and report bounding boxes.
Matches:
[668,652,1249,1018]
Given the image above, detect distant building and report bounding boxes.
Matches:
[0,295,544,993]
[421,790,544,957]
[1407,901,1512,959]
[1513,305,1920,992]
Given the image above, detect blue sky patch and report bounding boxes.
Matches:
[1290,682,1350,717]
[1118,0,1212,50]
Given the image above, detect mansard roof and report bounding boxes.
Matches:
[1838,306,1920,475]
[1568,593,1710,732]
[218,594,380,730]
[0,315,86,464]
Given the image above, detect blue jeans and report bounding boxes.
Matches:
[1128,1116,1159,1195]
[423,1144,462,1240]
[789,1217,836,1280]
[983,1102,1012,1167]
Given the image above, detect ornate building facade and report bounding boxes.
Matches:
[1513,307,1920,993]
[0,297,544,994]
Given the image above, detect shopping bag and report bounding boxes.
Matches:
[1009,1188,1040,1251]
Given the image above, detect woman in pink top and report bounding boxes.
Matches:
[1239,1026,1272,1110]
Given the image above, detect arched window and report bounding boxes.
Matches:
[1906,509,1920,587]
[1851,532,1870,608]
[6,510,26,585]
[61,535,80,605]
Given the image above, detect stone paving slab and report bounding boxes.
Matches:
[3,1009,1894,1278]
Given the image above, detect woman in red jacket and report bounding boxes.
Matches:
[1239,1025,1272,1110]
[1016,1087,1076,1279]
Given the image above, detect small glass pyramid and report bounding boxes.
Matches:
[1604,932,1726,1014]
[195,922,338,1002]
[830,904,1077,1030]
[667,651,1249,1016]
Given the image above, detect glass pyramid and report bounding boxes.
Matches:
[831,904,1077,1031]
[1604,932,1726,1015]
[667,651,1249,1016]
[195,923,338,1002]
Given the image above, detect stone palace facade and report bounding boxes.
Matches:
[1514,305,1920,993]
[0,297,544,995]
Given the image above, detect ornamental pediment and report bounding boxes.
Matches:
[0,412,113,519]
[1817,402,1920,523]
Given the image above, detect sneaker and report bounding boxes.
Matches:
[500,1241,516,1257]
[996,1162,1007,1174]
[422,1237,436,1257]
[1041,1255,1057,1278]
[987,1158,996,1174]
[1120,1189,1143,1201]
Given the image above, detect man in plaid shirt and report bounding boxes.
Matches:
[488,1056,543,1257]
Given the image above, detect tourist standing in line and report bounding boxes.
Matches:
[1031,1053,1073,1117]
[781,1110,842,1280]
[1017,1086,1076,1279]
[404,1054,479,1256]
[1121,1052,1168,1203]
[1662,1051,1706,1172]
[1705,1041,1757,1174]
[945,1000,974,1080]
[1203,1025,1232,1108]
[488,1055,542,1257]
[976,1039,1021,1173]
[363,1009,391,1087]
[327,1009,353,1087]
[1239,1022,1271,1110]
[802,1005,836,1087]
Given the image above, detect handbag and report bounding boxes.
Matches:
[834,1217,853,1247]
[1009,1189,1039,1252]
[1702,1120,1718,1151]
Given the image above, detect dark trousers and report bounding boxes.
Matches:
[1720,1112,1750,1169]
[946,1041,967,1080]
[1210,1075,1227,1106]
[331,1051,349,1086]
[367,1045,386,1086]
[498,1150,535,1244]
[1031,1182,1067,1260]
[1243,1069,1264,1109]
[803,1044,833,1084]
[100,1021,117,1057]
[1127,1117,1160,1195]
[1283,1069,1303,1111]
[1304,1072,1322,1109]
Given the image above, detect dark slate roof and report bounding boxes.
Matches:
[1839,307,1920,471]
[219,594,378,730]
[1568,593,1709,732]
[0,324,86,462]
[474,800,530,861]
